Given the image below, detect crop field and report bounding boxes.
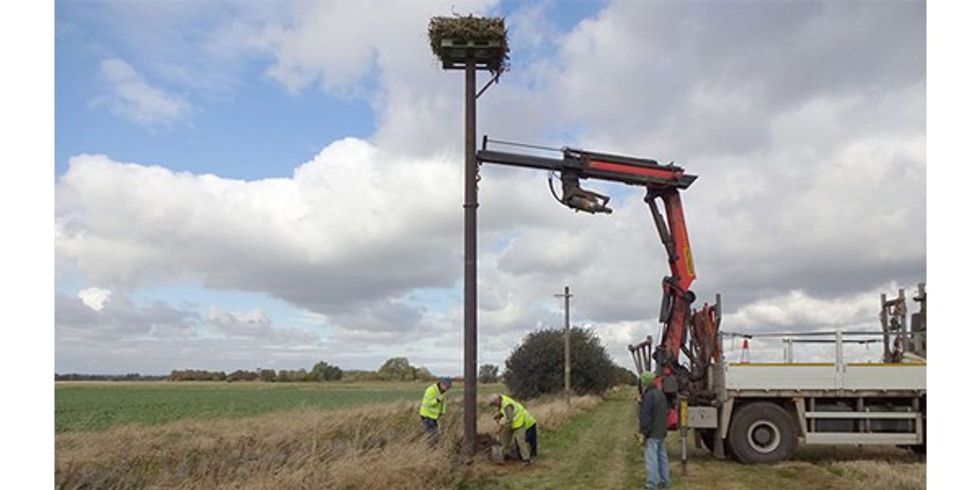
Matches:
[54,383,925,489]
[55,381,482,433]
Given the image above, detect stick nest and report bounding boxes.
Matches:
[428,15,509,72]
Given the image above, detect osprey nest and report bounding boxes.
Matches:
[428,15,509,73]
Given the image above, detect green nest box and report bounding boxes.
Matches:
[428,15,509,73]
[438,38,506,71]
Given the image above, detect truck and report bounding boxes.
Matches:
[475,137,926,463]
[678,284,926,463]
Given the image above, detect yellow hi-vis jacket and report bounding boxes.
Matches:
[419,383,445,420]
[499,395,536,430]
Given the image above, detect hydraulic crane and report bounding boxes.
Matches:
[476,137,721,404]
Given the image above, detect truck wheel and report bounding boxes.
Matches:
[727,402,798,464]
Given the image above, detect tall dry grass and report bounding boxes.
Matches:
[56,392,603,489]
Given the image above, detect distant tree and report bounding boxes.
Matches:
[378,357,414,381]
[503,327,618,399]
[56,373,167,381]
[375,357,437,381]
[310,361,343,381]
[479,364,499,383]
[259,369,277,382]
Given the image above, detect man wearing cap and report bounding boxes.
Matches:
[419,377,452,443]
[489,394,537,464]
[638,371,670,489]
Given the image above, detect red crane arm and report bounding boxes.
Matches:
[475,138,700,369]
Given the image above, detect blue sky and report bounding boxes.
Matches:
[54,0,925,375]
[56,1,372,180]
[55,1,607,180]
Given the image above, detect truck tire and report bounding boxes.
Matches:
[727,402,798,464]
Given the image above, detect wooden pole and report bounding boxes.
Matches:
[463,59,478,457]
[555,286,573,407]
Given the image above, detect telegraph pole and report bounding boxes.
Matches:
[462,58,478,457]
[555,285,573,406]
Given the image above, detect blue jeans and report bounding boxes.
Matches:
[526,423,538,458]
[644,437,670,489]
[421,416,439,444]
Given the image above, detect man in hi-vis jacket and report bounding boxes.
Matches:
[419,377,452,443]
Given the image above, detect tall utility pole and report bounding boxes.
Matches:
[555,285,573,406]
[431,22,507,457]
[462,58,478,457]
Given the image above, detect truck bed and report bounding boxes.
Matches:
[725,362,926,392]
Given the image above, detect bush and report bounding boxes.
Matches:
[503,327,619,399]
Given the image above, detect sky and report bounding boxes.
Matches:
[53,0,926,376]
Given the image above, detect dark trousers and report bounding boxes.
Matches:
[526,423,538,458]
[421,416,439,444]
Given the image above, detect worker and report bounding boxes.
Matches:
[418,377,452,443]
[638,371,670,489]
[488,394,537,464]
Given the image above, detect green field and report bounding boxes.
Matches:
[56,381,484,433]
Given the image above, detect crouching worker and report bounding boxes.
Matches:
[419,377,452,444]
[489,394,537,464]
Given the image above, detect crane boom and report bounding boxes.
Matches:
[476,137,710,390]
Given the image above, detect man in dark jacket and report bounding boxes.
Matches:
[638,371,670,489]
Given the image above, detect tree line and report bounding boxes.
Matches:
[55,357,444,383]
[166,360,346,382]
[55,373,167,381]
[57,329,637,395]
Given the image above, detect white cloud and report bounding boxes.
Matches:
[77,287,111,311]
[254,0,495,95]
[206,306,320,344]
[92,58,195,127]
[57,138,461,315]
[56,291,198,342]
[723,288,883,334]
[55,291,336,373]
